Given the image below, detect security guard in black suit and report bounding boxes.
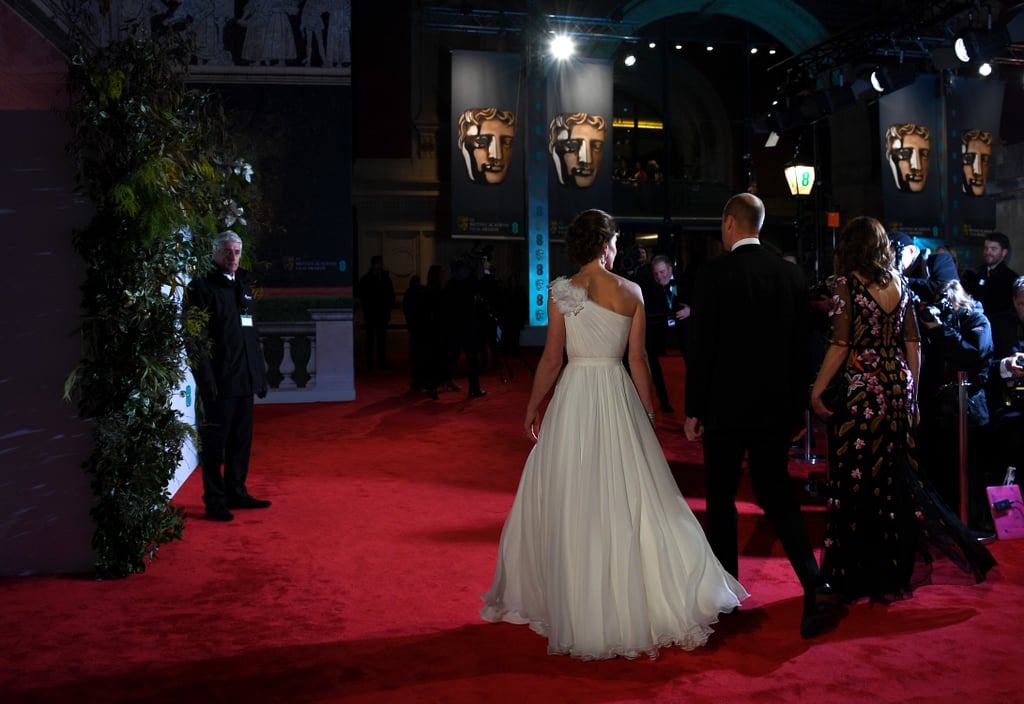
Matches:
[186,231,270,522]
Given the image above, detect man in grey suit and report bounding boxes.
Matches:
[685,193,838,638]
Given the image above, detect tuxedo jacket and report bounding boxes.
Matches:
[685,243,810,432]
[972,261,1018,316]
[641,278,679,350]
[987,309,1024,414]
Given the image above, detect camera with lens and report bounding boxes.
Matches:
[919,305,943,324]
[918,295,954,324]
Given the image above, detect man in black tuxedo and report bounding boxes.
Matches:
[985,275,1024,487]
[970,232,1018,316]
[642,255,690,412]
[685,193,837,638]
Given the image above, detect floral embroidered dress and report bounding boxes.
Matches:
[481,277,747,660]
[820,275,995,603]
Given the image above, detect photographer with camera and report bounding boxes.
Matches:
[916,280,994,537]
[889,231,959,305]
[985,275,1024,492]
[615,243,650,283]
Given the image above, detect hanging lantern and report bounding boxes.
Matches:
[784,161,816,196]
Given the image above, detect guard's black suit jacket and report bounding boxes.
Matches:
[685,243,809,433]
[186,267,268,401]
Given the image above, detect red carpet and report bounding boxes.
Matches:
[1,352,1021,703]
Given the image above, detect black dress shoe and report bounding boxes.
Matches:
[800,582,841,639]
[205,506,235,522]
[226,495,272,509]
[469,389,487,399]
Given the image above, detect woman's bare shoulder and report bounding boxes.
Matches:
[610,271,642,298]
[602,273,642,315]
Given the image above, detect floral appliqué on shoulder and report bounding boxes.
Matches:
[549,276,587,316]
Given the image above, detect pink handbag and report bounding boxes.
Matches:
[987,467,1024,541]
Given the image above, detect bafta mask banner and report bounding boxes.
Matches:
[450,51,525,238]
[880,74,1003,240]
[879,75,942,238]
[546,58,614,238]
[946,77,1003,239]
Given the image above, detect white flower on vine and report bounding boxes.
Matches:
[233,160,254,183]
[222,198,247,228]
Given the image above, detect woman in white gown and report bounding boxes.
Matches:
[480,209,748,660]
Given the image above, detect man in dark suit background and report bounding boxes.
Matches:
[985,275,1024,488]
[641,254,690,413]
[684,193,836,638]
[969,232,1018,316]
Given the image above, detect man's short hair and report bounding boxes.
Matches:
[986,231,1011,254]
[213,230,242,252]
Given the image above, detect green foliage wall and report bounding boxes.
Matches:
[64,33,250,578]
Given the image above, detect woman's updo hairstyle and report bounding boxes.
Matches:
[565,209,617,268]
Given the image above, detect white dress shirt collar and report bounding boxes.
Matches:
[731,237,761,251]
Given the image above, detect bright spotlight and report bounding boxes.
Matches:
[674,44,682,50]
[750,47,759,55]
[550,34,575,60]
[979,62,993,76]
[648,41,657,49]
[624,54,637,67]
[706,45,714,52]
[954,37,971,62]
[870,70,884,92]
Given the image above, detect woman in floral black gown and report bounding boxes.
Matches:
[810,216,995,604]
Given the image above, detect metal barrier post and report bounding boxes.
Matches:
[957,370,969,524]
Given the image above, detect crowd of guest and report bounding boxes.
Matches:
[357,252,528,401]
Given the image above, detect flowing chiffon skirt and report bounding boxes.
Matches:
[481,283,747,660]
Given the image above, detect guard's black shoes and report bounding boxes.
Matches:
[205,506,235,522]
[226,495,272,509]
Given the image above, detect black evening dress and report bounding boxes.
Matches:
[820,274,996,603]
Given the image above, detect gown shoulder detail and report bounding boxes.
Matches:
[549,277,587,316]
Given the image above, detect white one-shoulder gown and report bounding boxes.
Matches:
[481,278,748,660]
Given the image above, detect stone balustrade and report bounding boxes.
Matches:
[256,308,355,404]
